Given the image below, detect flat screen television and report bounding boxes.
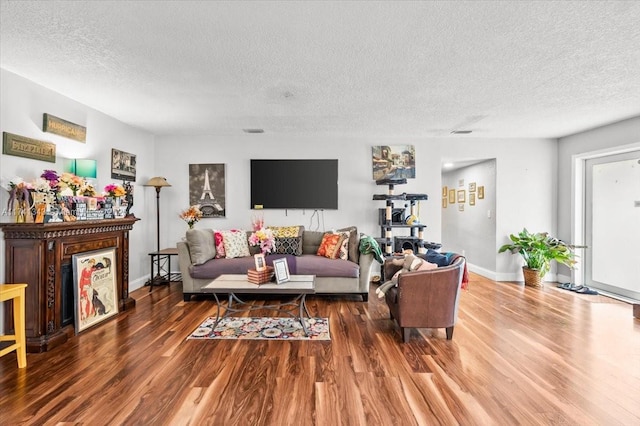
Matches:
[250,159,338,209]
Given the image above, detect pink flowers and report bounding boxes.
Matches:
[249,227,275,254]
[104,183,126,197]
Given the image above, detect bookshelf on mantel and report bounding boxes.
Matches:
[0,217,139,353]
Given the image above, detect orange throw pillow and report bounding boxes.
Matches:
[316,233,345,259]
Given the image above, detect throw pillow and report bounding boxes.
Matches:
[332,231,350,260]
[221,229,250,259]
[269,226,304,256]
[337,226,359,263]
[316,233,345,259]
[213,230,226,259]
[185,228,216,265]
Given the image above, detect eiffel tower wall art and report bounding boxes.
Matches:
[189,163,226,218]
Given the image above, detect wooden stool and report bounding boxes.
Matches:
[0,283,28,368]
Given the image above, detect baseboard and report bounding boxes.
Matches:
[129,276,148,292]
[467,264,497,281]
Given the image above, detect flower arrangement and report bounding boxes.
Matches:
[249,227,275,254]
[104,183,126,198]
[179,205,203,229]
[40,170,60,190]
[80,184,98,197]
[3,178,32,217]
[59,172,84,196]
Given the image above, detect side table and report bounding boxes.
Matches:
[147,248,182,292]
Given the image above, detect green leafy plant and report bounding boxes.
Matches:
[498,228,577,277]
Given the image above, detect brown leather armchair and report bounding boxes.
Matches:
[383,255,465,343]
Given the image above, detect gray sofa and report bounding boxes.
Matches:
[177,227,375,302]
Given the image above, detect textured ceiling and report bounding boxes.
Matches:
[1,1,639,139]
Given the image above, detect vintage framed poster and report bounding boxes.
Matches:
[72,248,119,333]
[111,148,137,182]
[189,163,226,218]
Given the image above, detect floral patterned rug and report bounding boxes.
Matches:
[187,316,330,341]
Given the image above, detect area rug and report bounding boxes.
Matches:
[187,316,330,341]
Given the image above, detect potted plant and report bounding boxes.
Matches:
[498,228,576,287]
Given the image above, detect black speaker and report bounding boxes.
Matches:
[394,236,420,253]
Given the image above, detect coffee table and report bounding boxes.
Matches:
[202,274,316,336]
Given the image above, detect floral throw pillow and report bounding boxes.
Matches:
[213,230,226,259]
[221,229,251,259]
[316,233,345,259]
[332,231,350,260]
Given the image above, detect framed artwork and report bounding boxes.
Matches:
[469,182,476,192]
[448,189,456,204]
[469,193,476,206]
[111,148,137,182]
[72,248,119,334]
[478,186,485,199]
[458,179,464,187]
[273,258,291,284]
[43,113,86,142]
[442,198,447,208]
[458,203,465,211]
[3,132,56,163]
[371,145,415,180]
[254,253,266,271]
[442,186,448,197]
[457,190,466,203]
[189,163,225,218]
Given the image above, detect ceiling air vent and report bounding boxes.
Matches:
[243,129,264,134]
[450,130,472,134]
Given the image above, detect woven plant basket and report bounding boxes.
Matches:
[522,267,542,288]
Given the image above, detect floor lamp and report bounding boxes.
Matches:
[144,177,171,253]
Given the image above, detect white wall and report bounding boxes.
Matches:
[0,69,158,290]
[155,135,559,281]
[443,159,497,276]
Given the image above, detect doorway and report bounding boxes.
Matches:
[584,150,640,300]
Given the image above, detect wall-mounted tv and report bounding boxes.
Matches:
[251,159,338,209]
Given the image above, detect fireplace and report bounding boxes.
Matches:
[1,218,138,352]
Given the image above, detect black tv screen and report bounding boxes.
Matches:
[251,159,338,209]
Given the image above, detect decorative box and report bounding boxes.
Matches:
[247,266,274,284]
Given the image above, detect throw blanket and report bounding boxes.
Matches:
[266,254,297,274]
[421,249,469,290]
[359,235,384,264]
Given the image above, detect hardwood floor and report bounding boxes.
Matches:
[1,273,639,425]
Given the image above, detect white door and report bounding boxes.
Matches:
[584,150,640,300]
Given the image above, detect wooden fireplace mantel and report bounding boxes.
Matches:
[1,217,139,352]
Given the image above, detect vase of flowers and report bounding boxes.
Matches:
[248,214,275,254]
[104,183,126,198]
[59,172,84,196]
[179,205,203,229]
